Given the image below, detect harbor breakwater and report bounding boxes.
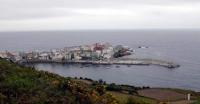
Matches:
[22,58,180,69]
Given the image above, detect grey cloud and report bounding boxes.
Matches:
[1,0,200,9]
[0,0,200,19]
[0,8,82,20]
[0,0,200,31]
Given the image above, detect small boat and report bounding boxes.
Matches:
[138,46,149,49]
[116,65,120,68]
[106,66,110,69]
[127,65,131,67]
[84,64,90,67]
[95,65,100,67]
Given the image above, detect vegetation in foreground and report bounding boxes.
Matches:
[0,58,199,104]
[193,98,200,104]
[0,58,119,104]
[0,58,153,104]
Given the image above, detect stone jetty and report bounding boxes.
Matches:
[23,58,180,69]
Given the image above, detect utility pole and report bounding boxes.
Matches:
[187,93,191,104]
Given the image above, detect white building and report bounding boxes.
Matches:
[51,52,63,61]
[38,53,50,60]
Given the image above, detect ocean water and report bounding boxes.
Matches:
[0,30,200,91]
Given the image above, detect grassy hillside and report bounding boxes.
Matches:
[1,58,197,104]
[0,58,118,104]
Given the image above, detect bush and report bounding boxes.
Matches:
[193,97,200,104]
[106,83,122,91]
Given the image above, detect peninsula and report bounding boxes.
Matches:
[0,43,180,68]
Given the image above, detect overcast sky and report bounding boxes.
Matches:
[0,0,200,31]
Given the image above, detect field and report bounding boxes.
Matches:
[138,88,187,101]
[108,91,158,104]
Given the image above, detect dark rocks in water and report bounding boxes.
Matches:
[113,51,131,58]
[167,64,180,69]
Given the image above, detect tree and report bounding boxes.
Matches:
[98,79,103,84]
[96,85,105,95]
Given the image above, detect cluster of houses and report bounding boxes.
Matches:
[0,51,21,61]
[0,43,133,62]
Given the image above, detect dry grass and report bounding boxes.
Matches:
[108,91,158,104]
[138,88,188,102]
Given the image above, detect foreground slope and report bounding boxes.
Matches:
[0,58,117,104]
[0,58,199,104]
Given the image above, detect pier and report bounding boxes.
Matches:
[23,58,180,69]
